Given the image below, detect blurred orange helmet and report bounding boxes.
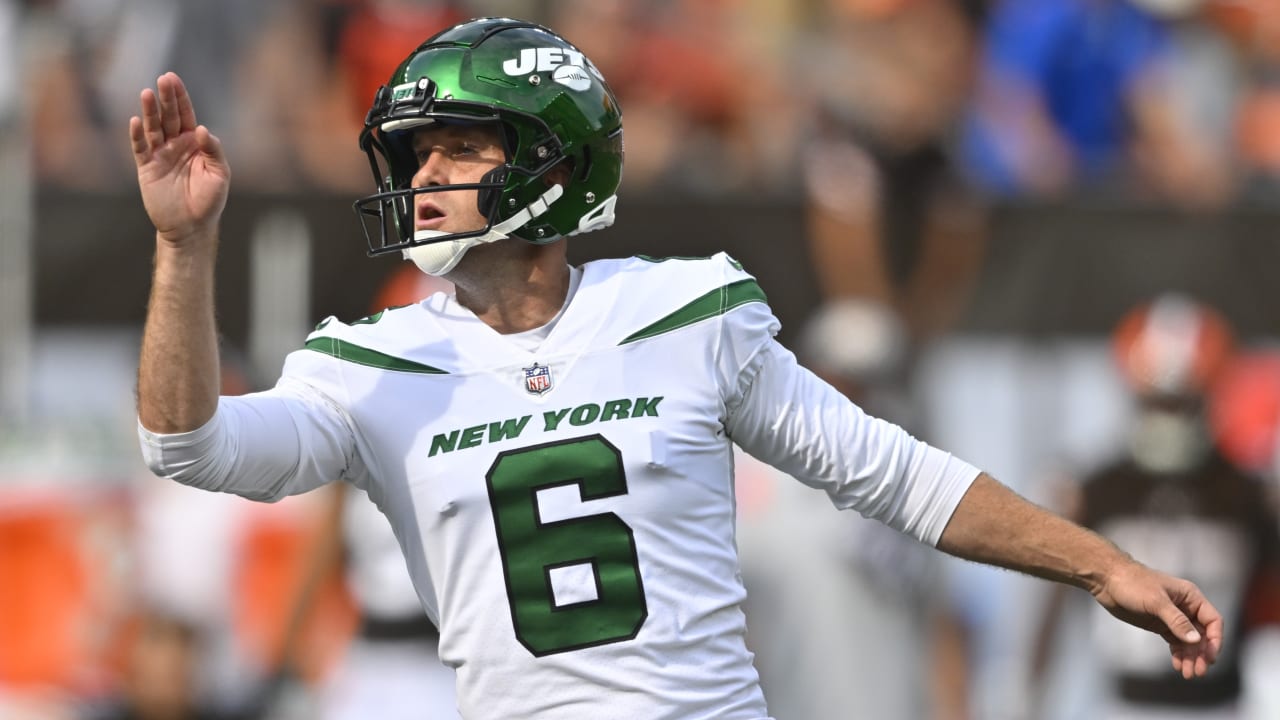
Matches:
[369,265,454,314]
[1209,350,1280,474]
[1110,293,1235,399]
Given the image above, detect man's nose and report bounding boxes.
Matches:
[412,150,447,188]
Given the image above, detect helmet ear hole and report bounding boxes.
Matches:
[477,167,509,218]
[544,158,575,188]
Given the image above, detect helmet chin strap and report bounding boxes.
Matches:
[403,184,564,276]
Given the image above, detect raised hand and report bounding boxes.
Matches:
[1091,560,1223,679]
[129,72,230,245]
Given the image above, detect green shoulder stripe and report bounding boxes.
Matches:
[636,254,744,270]
[637,254,709,263]
[304,337,448,374]
[620,278,767,345]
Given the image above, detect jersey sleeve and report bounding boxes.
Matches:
[725,339,979,546]
[138,346,367,503]
[701,254,781,413]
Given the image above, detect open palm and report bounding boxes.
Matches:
[129,72,230,242]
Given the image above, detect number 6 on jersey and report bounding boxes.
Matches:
[485,435,648,656]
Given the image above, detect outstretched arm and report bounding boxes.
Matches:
[937,473,1223,679]
[131,72,231,433]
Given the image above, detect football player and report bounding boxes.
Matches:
[1032,295,1279,719]
[131,17,1223,719]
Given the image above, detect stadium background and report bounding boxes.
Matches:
[2,0,1279,718]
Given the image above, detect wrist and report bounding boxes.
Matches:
[151,229,219,298]
[156,223,220,253]
[1080,542,1133,598]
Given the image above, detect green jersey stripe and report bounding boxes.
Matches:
[637,254,744,271]
[619,278,767,345]
[304,337,449,374]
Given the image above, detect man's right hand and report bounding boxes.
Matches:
[129,72,230,246]
[132,72,228,434]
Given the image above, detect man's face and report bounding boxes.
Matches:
[410,122,507,235]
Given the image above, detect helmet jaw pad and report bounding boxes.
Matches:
[402,182,565,276]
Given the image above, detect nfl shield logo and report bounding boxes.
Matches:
[523,362,553,395]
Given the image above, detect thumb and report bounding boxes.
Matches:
[1158,599,1201,643]
[196,125,226,164]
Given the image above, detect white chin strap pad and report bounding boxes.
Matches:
[402,184,565,276]
[403,232,486,276]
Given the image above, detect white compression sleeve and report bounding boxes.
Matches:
[137,378,359,502]
[726,339,979,546]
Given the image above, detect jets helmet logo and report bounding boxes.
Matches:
[502,48,600,91]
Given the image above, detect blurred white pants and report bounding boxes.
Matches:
[321,636,461,720]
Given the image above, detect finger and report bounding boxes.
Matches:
[157,74,182,139]
[139,88,165,150]
[1172,645,1190,679]
[129,116,150,165]
[196,125,226,164]
[1195,603,1224,664]
[1176,641,1212,678]
[169,72,198,132]
[1176,585,1223,664]
[1155,598,1201,644]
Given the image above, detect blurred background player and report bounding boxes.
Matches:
[274,268,460,720]
[796,0,989,343]
[1033,294,1280,719]
[87,609,232,720]
[1206,348,1280,720]
[735,298,972,720]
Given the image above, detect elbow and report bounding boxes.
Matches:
[136,410,238,494]
[142,450,173,480]
[136,403,304,504]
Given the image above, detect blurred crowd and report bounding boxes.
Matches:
[8,0,1280,337]
[3,0,1280,719]
[1,0,1278,204]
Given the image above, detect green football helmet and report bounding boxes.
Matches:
[354,17,624,271]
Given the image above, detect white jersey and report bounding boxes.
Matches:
[140,253,979,720]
